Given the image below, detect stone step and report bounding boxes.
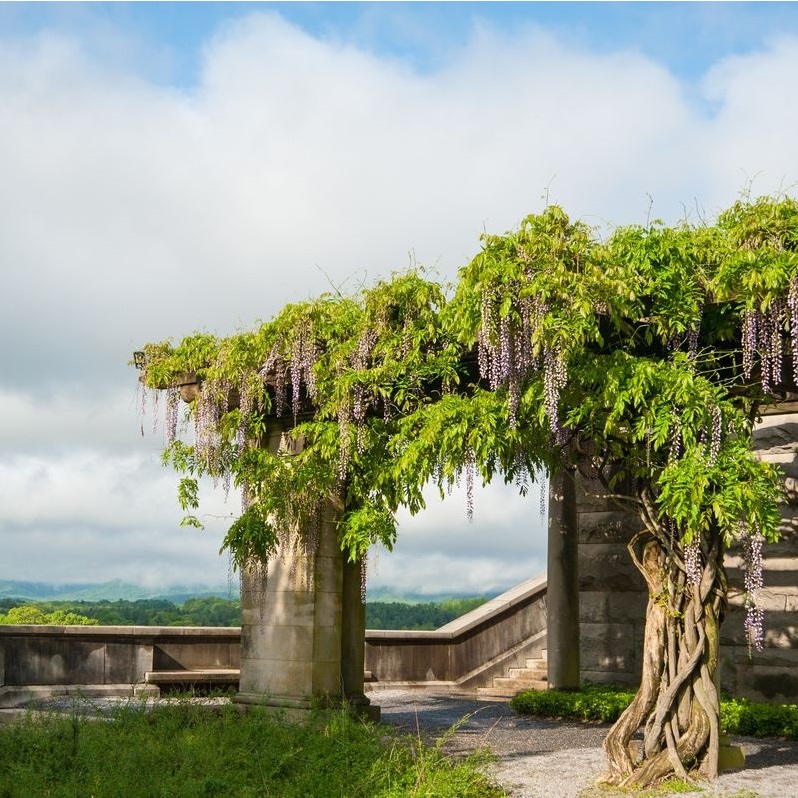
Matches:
[144,669,240,685]
[508,665,547,680]
[476,681,547,697]
[509,659,549,673]
[472,653,549,697]
[492,675,548,690]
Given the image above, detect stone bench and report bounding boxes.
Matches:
[144,669,240,686]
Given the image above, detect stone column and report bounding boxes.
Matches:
[341,557,379,720]
[547,468,580,689]
[236,499,344,711]
[236,428,344,712]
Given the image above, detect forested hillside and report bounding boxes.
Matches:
[365,597,488,630]
[0,596,488,629]
[0,597,240,627]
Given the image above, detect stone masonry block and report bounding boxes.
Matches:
[579,544,647,592]
[578,511,641,544]
[580,622,640,675]
[239,657,312,697]
[579,590,648,624]
[313,625,342,665]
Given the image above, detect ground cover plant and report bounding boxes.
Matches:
[136,194,798,786]
[512,687,798,741]
[0,702,504,798]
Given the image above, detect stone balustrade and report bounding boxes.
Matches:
[0,625,240,707]
[364,574,548,688]
[0,575,548,708]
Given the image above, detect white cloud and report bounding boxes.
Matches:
[372,479,548,595]
[1,13,798,591]
[0,450,237,585]
[0,388,151,454]
[701,36,798,203]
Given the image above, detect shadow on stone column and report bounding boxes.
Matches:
[235,425,377,718]
[236,494,344,714]
[547,468,580,690]
[342,557,380,720]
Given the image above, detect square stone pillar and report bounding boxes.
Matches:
[236,495,344,710]
[234,424,377,716]
[547,468,580,689]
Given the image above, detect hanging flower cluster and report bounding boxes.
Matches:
[696,404,723,466]
[165,385,181,445]
[543,345,568,441]
[335,327,380,482]
[740,520,765,652]
[259,321,320,422]
[684,541,702,586]
[742,299,787,393]
[476,289,555,429]
[464,447,475,522]
[353,329,379,448]
[789,277,798,381]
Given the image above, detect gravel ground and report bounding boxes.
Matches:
[371,686,798,798]
[12,688,798,798]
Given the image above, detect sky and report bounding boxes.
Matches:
[2,2,798,597]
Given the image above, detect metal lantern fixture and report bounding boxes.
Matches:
[133,351,146,370]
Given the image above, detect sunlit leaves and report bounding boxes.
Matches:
[135,195,798,575]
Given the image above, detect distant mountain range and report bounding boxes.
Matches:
[0,578,492,605]
[364,587,497,605]
[0,579,234,603]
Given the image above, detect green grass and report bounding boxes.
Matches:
[577,776,700,798]
[0,701,505,798]
[511,685,798,740]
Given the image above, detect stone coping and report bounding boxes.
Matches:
[365,573,547,641]
[0,625,241,638]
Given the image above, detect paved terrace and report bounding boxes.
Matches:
[375,686,798,798]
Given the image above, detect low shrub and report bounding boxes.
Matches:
[720,696,798,739]
[512,686,798,740]
[510,685,636,724]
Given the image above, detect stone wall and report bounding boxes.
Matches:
[0,625,240,707]
[364,574,547,687]
[576,412,798,702]
[721,413,798,701]
[577,475,647,686]
[0,576,548,705]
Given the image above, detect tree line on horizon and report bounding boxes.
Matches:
[0,596,487,630]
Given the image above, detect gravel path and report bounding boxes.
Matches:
[371,686,798,798]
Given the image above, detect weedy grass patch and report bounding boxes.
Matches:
[577,776,702,798]
[0,701,505,798]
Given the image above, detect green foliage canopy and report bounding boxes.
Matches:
[0,605,99,626]
[136,196,798,572]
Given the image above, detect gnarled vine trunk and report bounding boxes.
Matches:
[602,500,727,787]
